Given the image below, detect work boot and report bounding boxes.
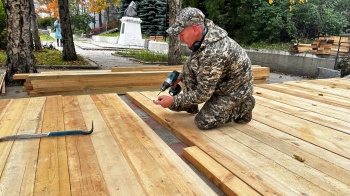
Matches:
[169,104,199,114]
[234,96,255,124]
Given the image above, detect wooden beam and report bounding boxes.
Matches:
[112,65,183,72]
[34,96,71,195]
[0,72,5,93]
[1,80,5,96]
[183,146,259,196]
[13,73,29,80]
[74,95,145,195]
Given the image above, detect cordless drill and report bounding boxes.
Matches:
[157,70,182,96]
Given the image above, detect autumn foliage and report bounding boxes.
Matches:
[36,0,59,17]
[269,0,308,11]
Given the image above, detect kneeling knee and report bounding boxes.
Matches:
[194,116,217,130]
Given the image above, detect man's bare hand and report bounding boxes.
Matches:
[153,95,174,108]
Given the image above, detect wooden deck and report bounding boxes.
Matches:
[127,78,350,195]
[0,78,349,195]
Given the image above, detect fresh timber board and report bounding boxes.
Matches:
[13,66,270,97]
[126,78,350,195]
[0,94,217,195]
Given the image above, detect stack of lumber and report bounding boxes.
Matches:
[149,35,164,42]
[295,36,350,56]
[293,43,312,53]
[0,94,217,195]
[127,78,350,195]
[13,65,270,97]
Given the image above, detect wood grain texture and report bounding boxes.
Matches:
[183,146,260,196]
[34,96,70,195]
[92,93,217,195]
[76,95,145,195]
[0,97,45,195]
[127,91,294,195]
[20,66,270,97]
[62,96,110,195]
[126,78,350,195]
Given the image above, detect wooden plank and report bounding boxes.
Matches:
[34,96,70,195]
[212,125,350,194]
[111,66,270,80]
[29,85,162,97]
[0,99,30,177]
[40,70,111,74]
[112,65,183,72]
[126,91,297,195]
[0,72,5,93]
[253,104,350,159]
[62,96,110,195]
[305,78,350,90]
[92,94,217,195]
[0,97,45,195]
[24,82,33,90]
[254,86,350,122]
[183,146,260,196]
[1,80,5,96]
[283,80,350,99]
[252,66,270,80]
[235,120,350,186]
[254,95,350,135]
[257,83,350,109]
[75,95,145,195]
[89,94,182,195]
[28,71,173,80]
[254,79,268,85]
[30,75,167,89]
[13,73,29,80]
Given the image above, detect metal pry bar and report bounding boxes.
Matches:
[0,121,94,142]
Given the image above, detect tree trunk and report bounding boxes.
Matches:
[29,0,42,51]
[3,0,37,83]
[99,11,102,29]
[58,0,78,61]
[167,0,181,65]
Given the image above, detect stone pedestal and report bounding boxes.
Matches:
[118,17,143,46]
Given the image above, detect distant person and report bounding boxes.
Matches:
[54,18,62,47]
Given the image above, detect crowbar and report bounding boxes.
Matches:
[0,121,93,142]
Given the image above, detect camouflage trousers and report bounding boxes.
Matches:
[170,94,255,130]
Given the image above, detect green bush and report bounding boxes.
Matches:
[38,17,54,29]
[70,13,93,35]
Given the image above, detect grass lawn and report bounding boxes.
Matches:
[0,48,90,66]
[0,34,90,67]
[114,49,187,63]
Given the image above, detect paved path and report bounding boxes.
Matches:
[61,40,147,70]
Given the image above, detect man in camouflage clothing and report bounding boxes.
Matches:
[153,7,255,130]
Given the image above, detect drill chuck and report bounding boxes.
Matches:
[160,80,171,92]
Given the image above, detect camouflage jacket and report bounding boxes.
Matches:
[174,19,254,108]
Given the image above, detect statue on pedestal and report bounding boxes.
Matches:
[124,1,137,17]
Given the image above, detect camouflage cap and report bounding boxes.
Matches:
[166,7,205,35]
